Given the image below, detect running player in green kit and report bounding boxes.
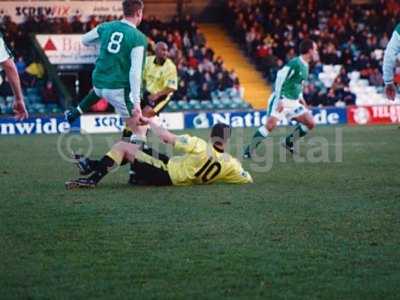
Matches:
[243,39,319,158]
[66,0,147,127]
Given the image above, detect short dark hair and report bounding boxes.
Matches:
[210,123,231,146]
[122,0,144,17]
[299,39,315,55]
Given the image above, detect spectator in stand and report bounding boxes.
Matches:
[193,28,206,47]
[172,80,188,102]
[86,16,99,31]
[360,62,375,79]
[15,56,26,74]
[71,16,84,33]
[1,13,242,106]
[41,81,58,105]
[198,83,211,101]
[337,67,350,86]
[20,71,37,89]
[369,68,384,87]
[186,49,199,69]
[327,74,356,106]
[303,82,324,107]
[26,59,45,80]
[225,0,398,106]
[0,77,13,97]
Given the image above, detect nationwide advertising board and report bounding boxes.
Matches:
[183,107,348,129]
[2,106,400,136]
[347,105,400,125]
[35,34,99,65]
[0,116,79,136]
[0,1,123,24]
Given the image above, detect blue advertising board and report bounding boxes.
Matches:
[184,108,347,129]
[0,107,348,135]
[0,116,80,135]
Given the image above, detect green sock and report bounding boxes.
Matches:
[244,126,270,155]
[285,124,309,147]
[67,90,101,123]
[77,90,101,114]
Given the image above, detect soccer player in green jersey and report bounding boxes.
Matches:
[65,0,147,128]
[383,23,400,101]
[243,39,319,158]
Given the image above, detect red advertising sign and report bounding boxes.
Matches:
[0,1,123,24]
[347,105,400,125]
[35,34,99,64]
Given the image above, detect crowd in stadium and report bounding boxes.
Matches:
[0,14,241,114]
[225,0,398,106]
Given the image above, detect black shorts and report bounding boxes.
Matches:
[141,90,170,115]
[132,150,172,186]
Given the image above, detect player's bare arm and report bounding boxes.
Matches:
[383,25,400,101]
[384,83,396,101]
[2,58,28,120]
[140,116,177,145]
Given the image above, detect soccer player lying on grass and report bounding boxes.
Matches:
[65,120,253,189]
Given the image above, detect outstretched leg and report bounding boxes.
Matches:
[243,116,279,158]
[284,112,315,152]
[65,90,101,124]
[66,142,140,189]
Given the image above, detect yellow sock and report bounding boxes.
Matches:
[106,149,124,166]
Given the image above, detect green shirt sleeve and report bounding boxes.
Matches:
[395,23,400,35]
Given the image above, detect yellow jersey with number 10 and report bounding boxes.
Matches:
[167,135,253,186]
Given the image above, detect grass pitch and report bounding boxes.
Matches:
[0,125,399,299]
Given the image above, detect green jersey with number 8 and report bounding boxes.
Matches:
[91,20,147,90]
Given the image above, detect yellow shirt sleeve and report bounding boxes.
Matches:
[164,61,178,90]
[174,135,208,154]
[223,159,253,184]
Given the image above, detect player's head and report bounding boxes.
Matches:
[210,123,232,150]
[155,42,168,61]
[122,0,144,24]
[299,39,319,62]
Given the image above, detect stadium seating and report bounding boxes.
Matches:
[0,14,250,115]
[317,65,391,106]
[224,0,398,107]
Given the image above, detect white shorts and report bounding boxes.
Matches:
[267,93,308,121]
[93,87,133,119]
